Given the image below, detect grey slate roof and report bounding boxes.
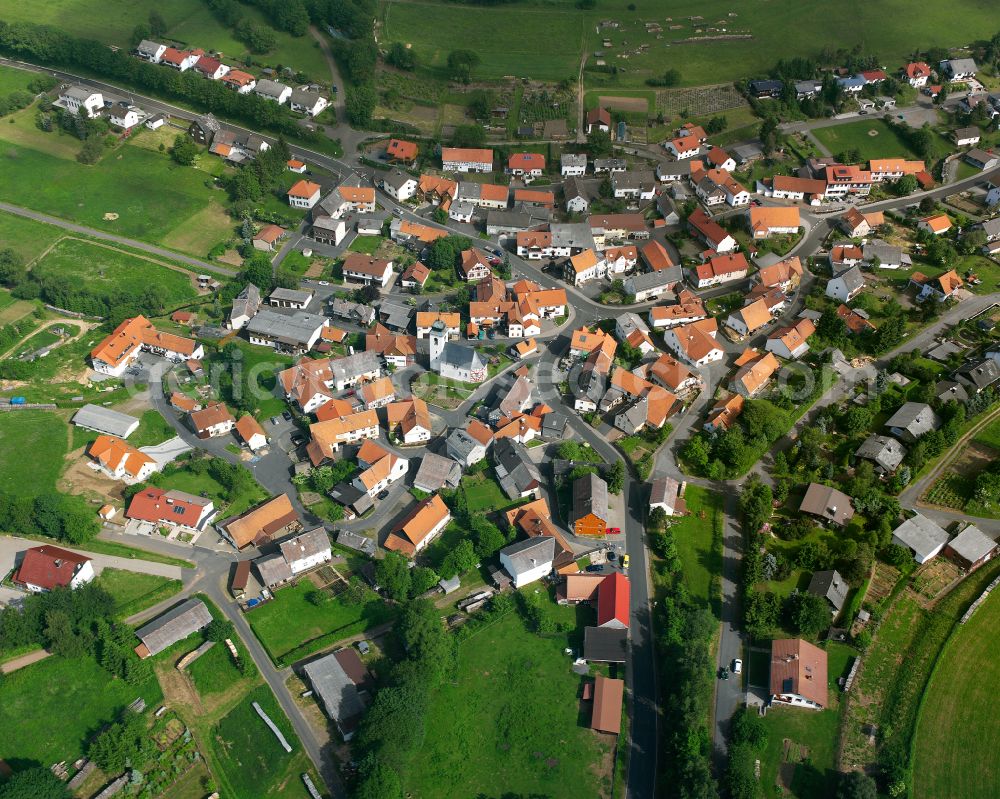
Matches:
[807,569,848,612]
[892,513,950,561]
[330,299,376,325]
[854,435,906,472]
[935,380,970,404]
[71,404,140,438]
[561,153,587,170]
[583,626,628,663]
[64,84,97,102]
[446,427,484,463]
[279,527,330,565]
[832,265,866,294]
[550,222,597,250]
[329,351,381,385]
[135,599,212,656]
[946,525,997,565]
[246,309,327,347]
[440,342,487,373]
[863,239,905,267]
[542,412,568,439]
[136,39,165,56]
[570,472,609,526]
[500,535,556,575]
[290,87,324,108]
[254,79,290,99]
[885,402,940,440]
[490,374,533,420]
[957,358,1000,391]
[655,160,693,179]
[255,552,293,587]
[412,452,463,492]
[625,268,681,294]
[979,218,1000,240]
[301,651,365,730]
[384,168,414,192]
[493,437,542,499]
[336,529,376,556]
[269,287,314,305]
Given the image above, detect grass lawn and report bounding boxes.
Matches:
[0,129,233,256]
[96,567,183,619]
[154,463,267,519]
[461,472,512,512]
[71,538,195,569]
[0,410,67,495]
[129,409,177,448]
[348,235,385,255]
[972,418,1000,450]
[405,609,612,798]
[187,640,244,697]
[912,590,1000,799]
[0,1,328,79]
[31,238,197,308]
[813,119,924,161]
[0,64,37,94]
[246,580,398,665]
[0,653,162,767]
[210,685,314,799]
[759,704,841,798]
[0,210,65,263]
[667,485,724,611]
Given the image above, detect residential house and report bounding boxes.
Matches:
[256,527,332,588]
[234,415,267,452]
[245,309,327,354]
[253,78,292,104]
[564,176,597,213]
[126,487,216,530]
[748,206,800,238]
[910,269,963,301]
[605,245,639,275]
[826,266,866,303]
[612,170,657,201]
[441,147,493,173]
[58,85,104,118]
[134,599,213,659]
[965,148,1000,171]
[863,239,907,269]
[940,58,977,80]
[386,138,418,162]
[725,299,773,338]
[749,79,783,98]
[855,434,906,475]
[500,537,555,588]
[597,572,630,628]
[458,249,494,282]
[696,169,750,207]
[759,175,827,202]
[868,160,925,182]
[689,252,749,289]
[705,393,744,432]
[289,88,328,116]
[385,494,452,556]
[570,472,609,537]
[655,160,693,183]
[385,398,432,445]
[626,269,681,303]
[664,133,702,160]
[892,513,950,563]
[317,183,377,219]
[300,650,367,741]
[565,249,607,286]
[493,437,542,500]
[382,168,419,202]
[799,482,854,526]
[14,546,95,593]
[957,358,1000,394]
[731,350,781,398]
[88,435,156,483]
[756,256,803,292]
[352,441,408,498]
[649,476,685,516]
[766,318,816,360]
[902,61,931,87]
[664,318,724,366]
[342,254,393,288]
[309,410,380,460]
[508,152,545,180]
[823,164,874,198]
[192,55,229,80]
[220,69,255,93]
[918,214,952,235]
[400,261,430,290]
[808,569,848,614]
[135,39,167,63]
[586,107,611,133]
[446,419,494,466]
[189,402,235,439]
[836,304,876,335]
[687,208,737,253]
[311,216,347,246]
[769,639,828,710]
[705,146,737,172]
[89,315,203,376]
[648,352,700,394]
[287,180,322,209]
[217,494,300,550]
[561,153,587,176]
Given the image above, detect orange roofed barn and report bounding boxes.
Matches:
[384,494,452,556]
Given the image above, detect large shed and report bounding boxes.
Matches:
[71,404,141,439]
[134,599,212,658]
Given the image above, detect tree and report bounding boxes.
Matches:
[662,68,682,86]
[375,551,411,601]
[893,174,918,196]
[240,252,275,293]
[447,50,480,83]
[354,761,404,799]
[204,618,234,642]
[471,518,506,559]
[0,767,71,799]
[386,42,417,71]
[739,477,773,533]
[730,706,768,750]
[788,591,832,636]
[76,135,104,165]
[440,539,477,579]
[450,124,486,148]
[89,712,153,773]
[346,84,378,128]
[408,567,440,597]
[148,10,167,37]
[607,460,625,494]
[587,129,613,158]
[744,590,781,637]
[170,134,198,166]
[837,771,878,799]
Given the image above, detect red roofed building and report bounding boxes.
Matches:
[14,545,95,593]
[386,138,418,162]
[902,61,931,87]
[597,572,630,629]
[126,487,217,530]
[508,153,545,178]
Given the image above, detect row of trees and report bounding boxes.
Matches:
[0,491,101,546]
[0,21,321,141]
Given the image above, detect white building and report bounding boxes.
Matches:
[59,85,104,118]
[500,537,555,588]
[561,153,587,176]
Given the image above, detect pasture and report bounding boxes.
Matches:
[0,0,328,79]
[0,131,234,256]
[406,609,611,798]
[31,238,198,307]
[912,590,1000,799]
[0,410,67,495]
[0,653,162,767]
[210,685,314,799]
[380,0,992,88]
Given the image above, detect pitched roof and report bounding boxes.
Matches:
[288,179,322,199]
[14,545,91,590]
[126,487,213,524]
[807,569,848,611]
[584,626,628,663]
[799,482,854,526]
[509,152,545,171]
[91,315,198,368]
[501,536,556,575]
[749,205,800,235]
[641,240,675,272]
[770,638,828,707]
[385,494,450,556]
[734,351,781,395]
[235,414,266,444]
[731,298,772,333]
[591,674,625,733]
[694,252,749,281]
[920,214,952,233]
[88,435,155,479]
[892,513,950,561]
[946,525,996,565]
[597,572,630,627]
[757,256,803,287]
[441,147,494,165]
[219,494,299,549]
[190,401,234,432]
[571,472,609,526]
[135,599,212,658]
[386,138,418,160]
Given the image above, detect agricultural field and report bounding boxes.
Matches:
[209,685,316,799]
[406,608,614,798]
[0,653,163,767]
[912,590,1000,799]
[96,567,184,619]
[0,410,68,495]
[246,579,398,665]
[0,210,65,264]
[380,0,992,88]
[0,126,234,257]
[0,0,329,79]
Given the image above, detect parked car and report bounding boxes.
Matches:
[606,527,622,535]
[356,640,370,655]
[622,554,630,570]
[282,411,293,421]
[270,416,281,426]
[732,658,743,674]
[718,666,730,680]
[585,564,604,573]
[378,490,389,500]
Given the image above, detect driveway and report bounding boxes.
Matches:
[140,436,193,468]
[0,535,185,580]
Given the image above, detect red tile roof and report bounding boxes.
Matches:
[14,546,91,591]
[597,572,630,627]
